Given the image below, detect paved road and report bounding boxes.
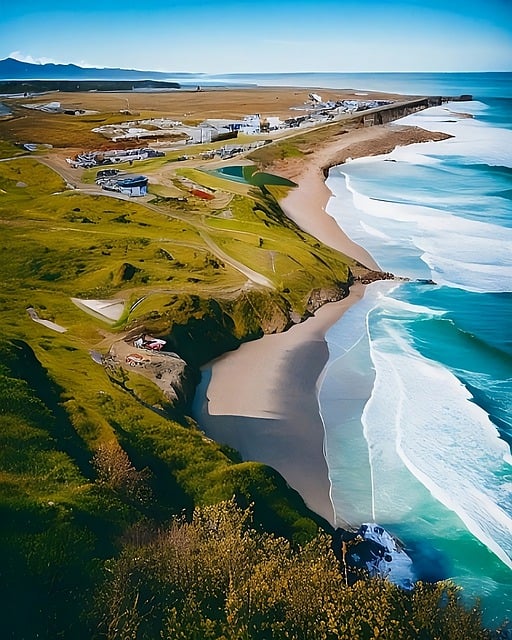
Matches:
[33,153,276,290]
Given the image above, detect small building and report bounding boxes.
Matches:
[240,114,261,135]
[199,114,261,137]
[39,101,62,113]
[96,171,149,197]
[115,175,148,197]
[264,116,282,131]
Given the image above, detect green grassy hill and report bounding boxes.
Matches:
[0,148,354,637]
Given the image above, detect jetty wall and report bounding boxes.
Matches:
[356,95,472,127]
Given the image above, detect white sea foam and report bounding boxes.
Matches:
[363,301,512,568]
[329,165,512,293]
[372,294,446,318]
[359,220,392,240]
[321,281,395,359]
[420,252,512,293]
[319,282,396,525]
[392,102,512,168]
[340,102,512,170]
[320,286,447,526]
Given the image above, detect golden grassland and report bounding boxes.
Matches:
[0,84,407,148]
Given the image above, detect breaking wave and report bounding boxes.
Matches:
[363,295,512,569]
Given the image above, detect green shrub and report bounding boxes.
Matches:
[96,500,491,640]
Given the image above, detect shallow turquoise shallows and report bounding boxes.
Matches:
[321,78,512,627]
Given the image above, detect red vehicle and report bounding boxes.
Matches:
[134,335,166,351]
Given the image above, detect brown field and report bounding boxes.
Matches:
[6,85,409,120]
[0,85,419,152]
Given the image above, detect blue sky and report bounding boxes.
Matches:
[1,0,511,73]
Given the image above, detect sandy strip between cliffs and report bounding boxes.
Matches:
[194,123,450,527]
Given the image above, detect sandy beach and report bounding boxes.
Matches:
[196,121,450,524]
[196,286,364,525]
[278,123,450,267]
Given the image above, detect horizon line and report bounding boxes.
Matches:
[2,57,511,75]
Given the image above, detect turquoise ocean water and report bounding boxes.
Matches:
[190,72,512,625]
[318,76,512,626]
[222,72,512,625]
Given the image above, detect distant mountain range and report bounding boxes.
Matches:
[0,57,189,80]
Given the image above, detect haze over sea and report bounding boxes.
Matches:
[304,72,511,626]
[170,71,509,100]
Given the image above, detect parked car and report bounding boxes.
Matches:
[125,353,150,367]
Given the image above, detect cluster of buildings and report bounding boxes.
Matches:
[195,96,394,138]
[89,95,395,150]
[22,100,89,115]
[197,139,268,160]
[92,115,266,145]
[301,93,394,114]
[92,118,186,143]
[67,146,164,168]
[64,93,400,198]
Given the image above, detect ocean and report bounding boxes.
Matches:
[318,74,512,626]
[170,70,510,100]
[190,71,512,626]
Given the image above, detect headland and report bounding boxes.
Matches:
[0,82,451,528]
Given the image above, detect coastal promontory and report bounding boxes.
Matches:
[0,84,487,638]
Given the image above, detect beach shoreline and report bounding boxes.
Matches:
[195,121,450,524]
[195,284,365,525]
[278,123,451,268]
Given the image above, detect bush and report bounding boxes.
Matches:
[95,500,491,640]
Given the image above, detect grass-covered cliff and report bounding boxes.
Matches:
[0,337,329,637]
[0,145,354,636]
[0,155,356,388]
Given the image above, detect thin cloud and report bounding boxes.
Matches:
[263,39,320,47]
[9,51,61,65]
[8,51,97,68]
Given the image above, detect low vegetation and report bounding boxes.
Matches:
[0,338,325,638]
[96,499,492,640]
[0,154,356,371]
[247,119,357,168]
[0,95,500,638]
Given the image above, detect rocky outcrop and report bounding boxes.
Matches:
[104,341,199,412]
[354,269,400,285]
[126,285,349,369]
[306,284,350,314]
[334,523,415,590]
[109,262,143,287]
[113,282,351,413]
[147,352,197,408]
